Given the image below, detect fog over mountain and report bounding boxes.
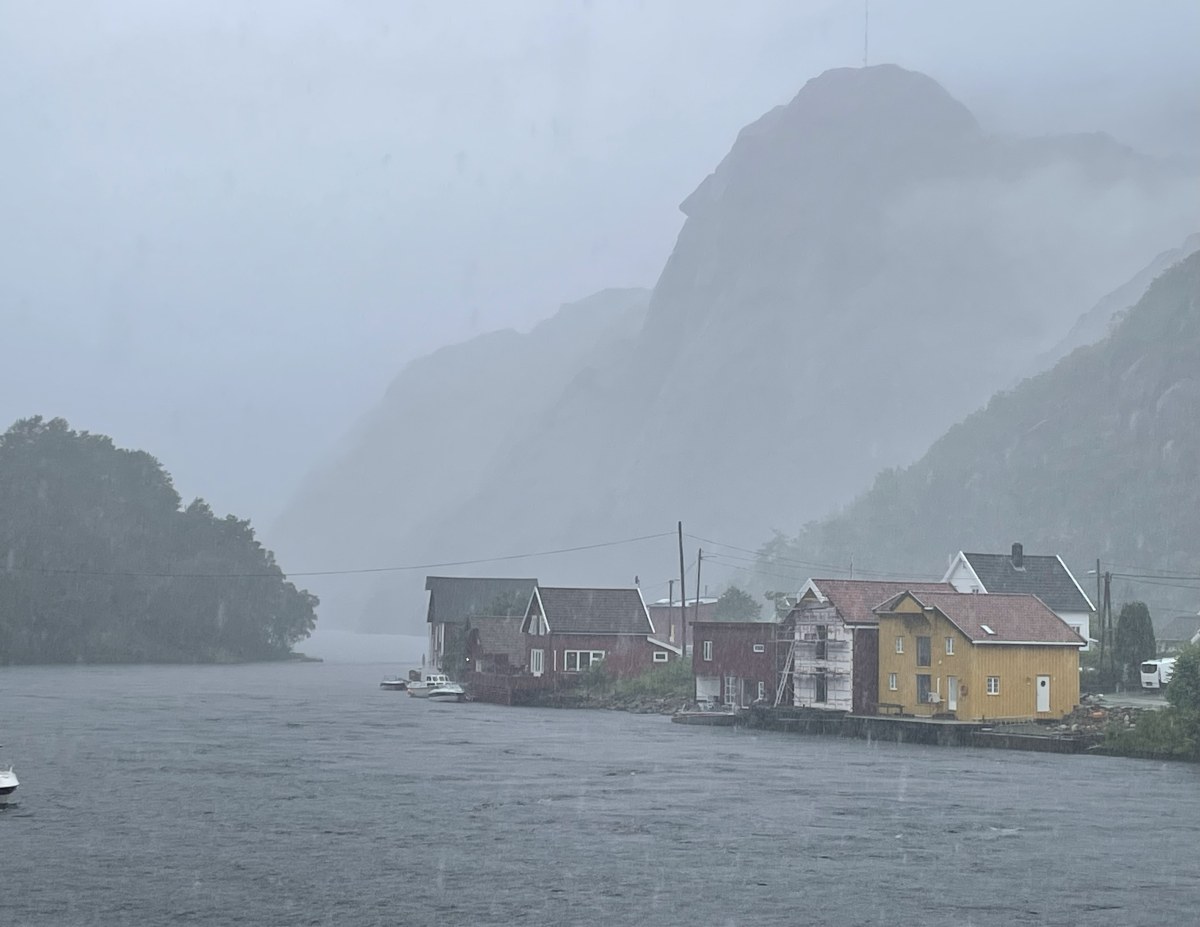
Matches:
[2,3,1198,637]
[2,2,1198,529]
[276,64,1197,632]
[748,248,1200,618]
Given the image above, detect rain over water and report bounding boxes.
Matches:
[3,663,1197,926]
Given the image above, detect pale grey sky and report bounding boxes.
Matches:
[1,0,1196,525]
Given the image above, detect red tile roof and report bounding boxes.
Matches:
[795,579,956,627]
[877,590,1085,645]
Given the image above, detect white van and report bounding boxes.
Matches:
[1140,657,1176,690]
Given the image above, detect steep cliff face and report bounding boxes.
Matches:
[757,252,1200,614]
[576,65,1192,547]
[274,65,1197,633]
[1029,231,1200,375]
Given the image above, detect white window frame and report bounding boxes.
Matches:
[652,651,669,663]
[888,672,898,691]
[564,650,605,672]
[530,648,544,677]
[752,643,766,654]
[757,681,765,700]
[702,640,713,661]
[723,674,738,706]
[986,676,1000,695]
[895,636,904,654]
[945,637,954,655]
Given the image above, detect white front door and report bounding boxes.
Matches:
[530,648,544,677]
[947,676,958,712]
[1036,675,1051,713]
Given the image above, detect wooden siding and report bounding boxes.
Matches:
[529,632,669,682]
[876,600,1080,721]
[852,628,879,714]
[692,622,776,708]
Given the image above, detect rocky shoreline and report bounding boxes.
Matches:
[521,690,692,714]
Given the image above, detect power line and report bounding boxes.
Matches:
[2,531,677,580]
[686,533,941,580]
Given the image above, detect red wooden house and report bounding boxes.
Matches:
[691,620,778,708]
[522,586,680,681]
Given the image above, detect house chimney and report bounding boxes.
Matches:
[1011,543,1024,569]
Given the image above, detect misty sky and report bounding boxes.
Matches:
[1,0,1197,535]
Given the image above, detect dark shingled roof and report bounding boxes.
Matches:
[959,551,1092,613]
[536,587,652,635]
[794,579,956,626]
[1155,614,1200,646]
[426,576,537,625]
[876,590,1085,646]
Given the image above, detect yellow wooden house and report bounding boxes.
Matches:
[874,590,1083,721]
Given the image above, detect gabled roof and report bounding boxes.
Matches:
[949,550,1093,613]
[793,578,956,627]
[1156,614,1200,644]
[875,590,1085,646]
[531,586,653,635]
[425,576,538,625]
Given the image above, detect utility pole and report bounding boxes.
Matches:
[1104,570,1115,685]
[668,579,675,645]
[695,548,703,631]
[678,522,687,661]
[1095,559,1104,673]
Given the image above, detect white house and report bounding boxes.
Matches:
[943,543,1094,649]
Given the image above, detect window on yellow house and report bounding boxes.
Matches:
[945,637,954,655]
[887,672,897,691]
[917,636,931,666]
[895,636,904,654]
[987,676,1000,695]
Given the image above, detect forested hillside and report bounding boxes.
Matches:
[0,417,317,664]
[751,252,1200,615]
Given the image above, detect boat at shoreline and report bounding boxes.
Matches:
[379,676,408,691]
[0,766,18,805]
[406,671,465,702]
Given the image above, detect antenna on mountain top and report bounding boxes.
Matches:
[863,0,870,68]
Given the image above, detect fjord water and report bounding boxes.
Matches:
[2,664,1196,926]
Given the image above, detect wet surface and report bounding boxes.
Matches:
[2,662,1198,926]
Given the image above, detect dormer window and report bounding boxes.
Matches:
[980,624,996,636]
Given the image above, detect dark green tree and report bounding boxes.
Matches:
[1114,601,1156,684]
[715,585,761,620]
[0,416,317,664]
[1167,642,1200,712]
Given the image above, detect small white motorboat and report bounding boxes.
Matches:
[406,671,465,702]
[0,766,18,806]
[379,676,408,691]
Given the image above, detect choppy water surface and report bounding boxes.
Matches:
[2,663,1198,926]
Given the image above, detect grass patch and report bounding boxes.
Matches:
[1102,707,1200,760]
[580,657,694,701]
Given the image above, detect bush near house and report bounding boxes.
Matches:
[573,656,694,702]
[1100,642,1200,761]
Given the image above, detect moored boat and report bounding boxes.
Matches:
[0,766,18,805]
[379,676,408,691]
[406,671,465,702]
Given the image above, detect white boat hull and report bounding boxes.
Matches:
[408,685,464,701]
[0,768,18,805]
